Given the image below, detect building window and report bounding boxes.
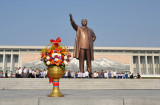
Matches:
[103,50,109,52]
[147,51,152,54]
[147,56,152,64]
[20,49,27,51]
[14,55,18,63]
[94,50,102,52]
[139,51,145,53]
[29,49,35,51]
[0,55,3,63]
[133,51,138,53]
[6,50,11,52]
[117,50,123,52]
[140,56,145,64]
[13,50,19,52]
[125,50,131,52]
[153,51,159,53]
[37,49,42,52]
[133,56,138,64]
[110,50,116,52]
[154,56,159,64]
[6,55,11,63]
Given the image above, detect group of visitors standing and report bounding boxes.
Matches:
[15,67,47,78]
[1,67,141,79]
[63,70,141,79]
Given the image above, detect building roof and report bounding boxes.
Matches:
[0,45,160,51]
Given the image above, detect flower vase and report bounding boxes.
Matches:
[48,66,64,97]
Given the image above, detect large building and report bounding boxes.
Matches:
[0,45,160,76]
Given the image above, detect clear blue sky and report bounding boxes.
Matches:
[0,0,160,47]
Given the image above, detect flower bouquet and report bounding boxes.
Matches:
[41,37,71,97]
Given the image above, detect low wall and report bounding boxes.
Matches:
[0,78,160,89]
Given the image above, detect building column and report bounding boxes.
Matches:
[138,54,141,74]
[152,53,155,74]
[145,54,148,74]
[130,55,133,73]
[2,51,6,74]
[159,54,160,74]
[10,50,13,72]
[18,50,22,68]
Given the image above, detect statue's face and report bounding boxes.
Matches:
[81,19,87,26]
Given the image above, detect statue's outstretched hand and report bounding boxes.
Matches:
[69,14,73,21]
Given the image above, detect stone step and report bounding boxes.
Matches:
[0,78,160,89]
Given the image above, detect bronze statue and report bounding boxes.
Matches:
[69,14,96,73]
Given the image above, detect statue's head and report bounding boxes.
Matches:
[81,19,87,26]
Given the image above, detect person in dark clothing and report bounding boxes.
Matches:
[68,71,71,78]
[75,72,78,78]
[5,71,8,78]
[101,70,104,78]
[137,73,141,79]
[89,72,93,78]
[130,73,134,79]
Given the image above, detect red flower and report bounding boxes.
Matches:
[41,52,45,57]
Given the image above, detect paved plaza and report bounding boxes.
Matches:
[0,89,160,98]
[0,89,160,105]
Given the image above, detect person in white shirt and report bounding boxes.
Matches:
[93,71,98,78]
[104,71,108,79]
[64,70,68,78]
[28,67,33,78]
[43,69,47,78]
[113,70,117,79]
[82,72,85,78]
[80,72,83,78]
[23,67,28,78]
[44,69,47,78]
[18,67,22,78]
[85,70,89,78]
[32,69,36,78]
[71,71,74,78]
[41,69,45,78]
[122,73,125,79]
[78,71,81,78]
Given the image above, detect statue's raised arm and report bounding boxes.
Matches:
[69,14,78,31]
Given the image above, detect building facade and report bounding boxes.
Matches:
[0,46,160,76]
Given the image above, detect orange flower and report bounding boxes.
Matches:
[62,52,65,54]
[43,55,46,58]
[56,63,59,66]
[58,59,61,62]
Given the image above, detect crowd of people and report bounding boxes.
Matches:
[0,67,48,78]
[63,70,141,79]
[0,67,141,79]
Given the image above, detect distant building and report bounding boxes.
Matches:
[0,46,160,77]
